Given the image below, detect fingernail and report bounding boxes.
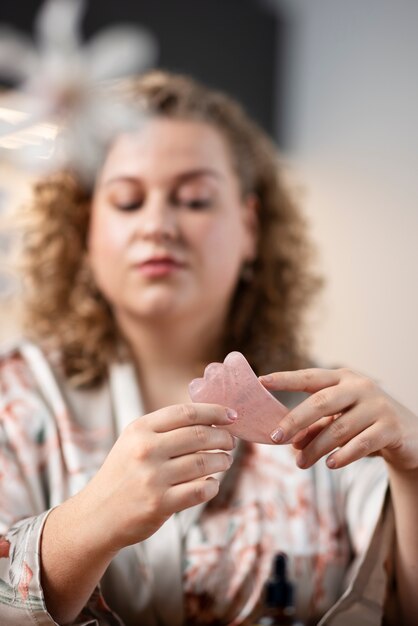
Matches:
[205,477,220,498]
[271,427,284,443]
[226,408,238,421]
[259,374,272,383]
[327,457,336,469]
[296,452,306,468]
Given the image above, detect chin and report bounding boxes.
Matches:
[128,295,186,320]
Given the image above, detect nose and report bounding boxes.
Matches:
[137,192,178,242]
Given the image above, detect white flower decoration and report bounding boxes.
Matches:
[0,0,157,181]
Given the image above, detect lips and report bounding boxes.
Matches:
[134,255,186,277]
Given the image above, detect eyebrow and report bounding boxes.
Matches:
[102,168,225,187]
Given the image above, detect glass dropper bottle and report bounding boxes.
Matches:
[252,553,304,626]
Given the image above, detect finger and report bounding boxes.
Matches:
[295,406,372,468]
[161,477,220,514]
[325,423,391,469]
[291,415,336,450]
[148,403,238,433]
[165,451,233,485]
[260,368,342,393]
[158,423,236,458]
[271,384,357,443]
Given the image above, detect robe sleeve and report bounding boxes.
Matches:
[0,348,124,625]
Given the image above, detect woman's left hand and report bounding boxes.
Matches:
[260,368,418,471]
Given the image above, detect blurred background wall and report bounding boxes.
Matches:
[1,0,417,409]
[269,0,418,410]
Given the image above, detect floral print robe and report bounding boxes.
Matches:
[0,342,395,625]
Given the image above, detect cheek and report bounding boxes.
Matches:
[192,215,246,277]
[88,210,129,262]
[87,211,130,296]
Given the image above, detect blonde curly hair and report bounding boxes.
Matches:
[19,70,322,387]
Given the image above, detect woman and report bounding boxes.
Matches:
[0,71,417,626]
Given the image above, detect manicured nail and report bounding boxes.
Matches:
[270,427,284,443]
[205,477,220,497]
[259,374,272,383]
[296,452,306,468]
[326,457,336,469]
[226,408,238,421]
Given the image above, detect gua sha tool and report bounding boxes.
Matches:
[188,351,288,444]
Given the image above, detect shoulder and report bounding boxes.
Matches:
[0,340,40,395]
[0,340,60,440]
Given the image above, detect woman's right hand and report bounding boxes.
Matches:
[76,403,236,553]
[41,403,235,623]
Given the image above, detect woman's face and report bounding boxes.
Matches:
[88,118,257,327]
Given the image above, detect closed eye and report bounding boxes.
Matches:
[113,199,143,211]
[172,194,213,210]
[183,198,212,210]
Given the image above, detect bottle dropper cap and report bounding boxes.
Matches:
[265,553,294,609]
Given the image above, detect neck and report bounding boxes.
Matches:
[115,310,226,412]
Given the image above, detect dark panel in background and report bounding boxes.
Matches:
[0,0,284,141]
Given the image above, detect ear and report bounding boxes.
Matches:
[242,193,259,261]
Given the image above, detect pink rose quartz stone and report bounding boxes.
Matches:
[188,351,288,444]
